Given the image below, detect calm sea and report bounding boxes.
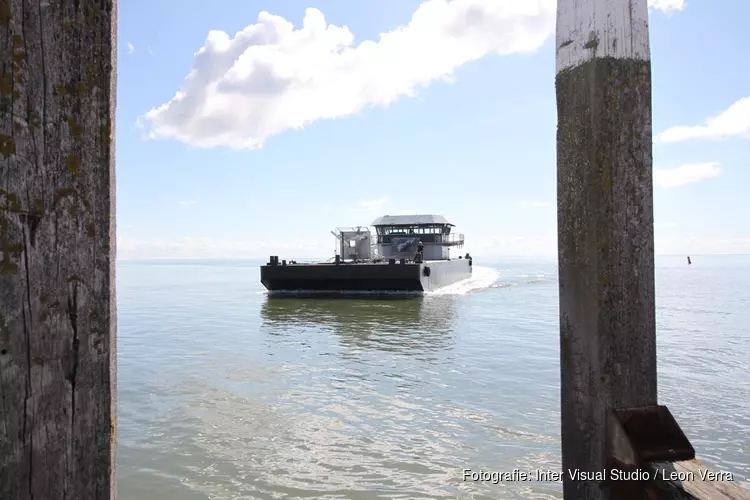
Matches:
[116,255,750,499]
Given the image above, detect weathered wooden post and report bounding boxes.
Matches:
[555,0,657,498]
[555,2,750,498]
[0,1,117,499]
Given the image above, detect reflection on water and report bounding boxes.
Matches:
[116,258,750,499]
[261,295,459,354]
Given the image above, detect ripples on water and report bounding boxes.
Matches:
[117,256,750,499]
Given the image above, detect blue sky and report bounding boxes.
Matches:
[116,0,750,259]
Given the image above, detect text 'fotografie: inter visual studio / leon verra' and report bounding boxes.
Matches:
[462,468,735,483]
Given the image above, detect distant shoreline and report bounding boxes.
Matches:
[116,254,750,263]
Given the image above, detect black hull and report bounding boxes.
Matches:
[260,259,472,295]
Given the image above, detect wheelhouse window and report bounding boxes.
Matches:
[375,224,452,236]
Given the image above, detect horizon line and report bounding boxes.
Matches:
[116,253,750,262]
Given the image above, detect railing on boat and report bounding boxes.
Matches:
[376,233,465,246]
[441,233,464,247]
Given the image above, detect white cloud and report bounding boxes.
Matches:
[649,0,685,12]
[116,233,558,260]
[117,229,748,260]
[656,97,750,142]
[358,196,389,210]
[127,42,135,54]
[139,0,683,150]
[521,201,550,208]
[178,200,198,208]
[472,233,557,256]
[653,162,721,188]
[475,231,750,257]
[656,236,750,255]
[117,236,331,260]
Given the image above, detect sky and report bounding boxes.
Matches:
[115,0,750,260]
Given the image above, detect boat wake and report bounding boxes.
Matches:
[485,276,555,290]
[427,265,499,296]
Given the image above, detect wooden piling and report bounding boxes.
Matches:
[555,0,657,498]
[0,1,117,499]
[645,460,750,500]
[555,1,750,499]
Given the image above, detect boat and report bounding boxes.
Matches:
[260,214,473,294]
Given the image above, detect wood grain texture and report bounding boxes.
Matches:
[0,0,117,499]
[554,2,750,499]
[610,460,750,499]
[557,53,657,500]
[649,460,750,500]
[556,0,651,73]
[556,0,656,499]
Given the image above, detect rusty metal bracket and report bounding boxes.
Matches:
[608,405,695,466]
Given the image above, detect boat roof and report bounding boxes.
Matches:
[371,214,454,227]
